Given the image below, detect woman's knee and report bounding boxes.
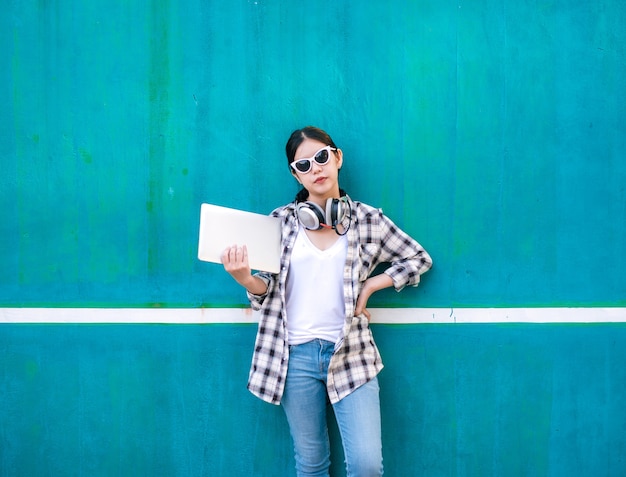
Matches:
[345,452,383,477]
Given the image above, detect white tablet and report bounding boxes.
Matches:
[197,203,281,273]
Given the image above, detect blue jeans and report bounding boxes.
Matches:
[281,339,383,477]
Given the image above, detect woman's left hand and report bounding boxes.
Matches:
[355,281,374,321]
[355,300,371,321]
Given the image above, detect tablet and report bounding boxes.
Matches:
[197,203,282,273]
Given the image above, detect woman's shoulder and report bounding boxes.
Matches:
[350,198,384,219]
[269,202,296,218]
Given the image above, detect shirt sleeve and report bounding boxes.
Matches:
[246,272,274,310]
[378,212,433,291]
[246,206,286,310]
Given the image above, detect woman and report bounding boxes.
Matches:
[221,126,432,476]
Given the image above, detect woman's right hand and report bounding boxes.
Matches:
[221,245,252,285]
[220,245,269,295]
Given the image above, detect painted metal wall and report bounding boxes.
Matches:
[2,322,625,476]
[1,1,625,476]
[2,0,624,308]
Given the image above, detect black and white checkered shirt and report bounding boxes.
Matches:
[246,197,432,405]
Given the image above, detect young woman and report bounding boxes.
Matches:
[221,126,432,476]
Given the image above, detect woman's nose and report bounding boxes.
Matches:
[311,161,323,172]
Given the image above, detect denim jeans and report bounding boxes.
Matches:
[281,339,383,477]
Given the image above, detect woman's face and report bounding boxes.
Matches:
[291,138,343,203]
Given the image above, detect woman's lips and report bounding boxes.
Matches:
[314,176,327,184]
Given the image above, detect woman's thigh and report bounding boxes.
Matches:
[281,341,334,476]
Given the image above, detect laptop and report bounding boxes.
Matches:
[197,203,282,273]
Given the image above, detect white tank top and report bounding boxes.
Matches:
[285,226,348,345]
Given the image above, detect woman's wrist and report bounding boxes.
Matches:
[240,275,268,295]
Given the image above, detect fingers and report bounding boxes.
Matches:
[355,304,371,321]
[362,308,371,322]
[355,293,371,322]
[221,245,248,267]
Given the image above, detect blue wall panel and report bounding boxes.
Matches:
[1,323,625,476]
[1,1,626,475]
[1,0,624,307]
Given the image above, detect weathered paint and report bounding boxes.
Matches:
[1,0,624,308]
[1,1,626,476]
[1,323,625,476]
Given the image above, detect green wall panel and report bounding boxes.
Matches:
[1,0,624,307]
[1,323,625,476]
[2,3,626,475]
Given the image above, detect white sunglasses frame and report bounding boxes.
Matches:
[290,145,337,174]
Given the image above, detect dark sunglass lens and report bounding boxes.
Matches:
[295,160,310,172]
[315,149,329,164]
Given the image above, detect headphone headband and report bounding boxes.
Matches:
[295,197,351,235]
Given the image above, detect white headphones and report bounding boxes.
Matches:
[295,197,351,234]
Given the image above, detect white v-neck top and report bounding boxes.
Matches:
[285,226,348,345]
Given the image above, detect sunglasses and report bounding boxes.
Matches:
[290,145,337,174]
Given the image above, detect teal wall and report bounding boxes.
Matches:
[2,0,625,308]
[2,1,626,476]
[2,322,626,476]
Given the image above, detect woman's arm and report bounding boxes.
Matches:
[354,273,394,320]
[378,213,433,291]
[353,208,433,320]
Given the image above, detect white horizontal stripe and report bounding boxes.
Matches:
[0,307,625,324]
[372,307,626,324]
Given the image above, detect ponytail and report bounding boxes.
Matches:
[295,188,309,202]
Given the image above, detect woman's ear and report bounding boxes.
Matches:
[335,148,344,169]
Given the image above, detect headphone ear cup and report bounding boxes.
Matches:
[325,198,347,227]
[296,202,326,230]
[325,199,337,227]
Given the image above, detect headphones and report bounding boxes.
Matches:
[295,197,351,235]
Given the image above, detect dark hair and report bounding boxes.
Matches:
[286,126,344,202]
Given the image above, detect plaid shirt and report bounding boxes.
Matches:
[246,198,432,405]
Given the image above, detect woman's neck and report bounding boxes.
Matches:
[307,188,341,207]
